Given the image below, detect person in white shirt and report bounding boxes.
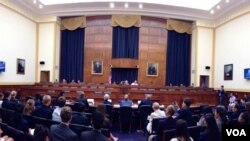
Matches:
[228,93,236,111]
[131,80,138,86]
[0,93,3,108]
[52,96,66,122]
[146,102,166,133]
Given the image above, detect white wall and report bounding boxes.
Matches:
[214,13,250,90]
[38,23,56,82]
[196,27,214,87]
[0,5,36,84]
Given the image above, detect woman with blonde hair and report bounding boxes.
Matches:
[23,99,35,115]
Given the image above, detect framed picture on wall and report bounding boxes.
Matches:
[91,60,103,75]
[224,64,233,80]
[146,62,158,76]
[17,58,25,74]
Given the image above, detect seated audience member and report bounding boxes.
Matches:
[97,104,118,141]
[170,119,193,141]
[2,91,12,109]
[9,104,29,133]
[35,93,43,107]
[80,111,109,141]
[199,114,221,141]
[245,101,250,124]
[34,124,49,141]
[120,94,133,107]
[197,106,213,126]
[146,102,166,134]
[23,99,35,115]
[76,92,89,109]
[10,90,19,104]
[228,103,240,124]
[77,80,83,84]
[214,105,228,133]
[244,94,250,101]
[103,93,112,105]
[32,95,53,119]
[239,98,247,111]
[71,102,89,126]
[175,98,193,126]
[238,112,248,125]
[0,127,13,141]
[150,105,176,141]
[0,93,3,108]
[138,94,153,108]
[52,96,66,122]
[131,80,138,86]
[49,106,78,141]
[70,80,76,84]
[228,93,236,111]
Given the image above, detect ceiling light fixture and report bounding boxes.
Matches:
[217,5,220,9]
[110,3,114,8]
[39,4,43,9]
[210,10,214,14]
[33,0,37,4]
[139,4,143,9]
[125,3,129,8]
[226,0,229,3]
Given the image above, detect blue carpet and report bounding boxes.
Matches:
[112,130,146,141]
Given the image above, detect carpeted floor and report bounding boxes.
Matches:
[112,130,146,141]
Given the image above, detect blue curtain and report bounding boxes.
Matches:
[112,26,139,59]
[166,30,191,86]
[111,68,138,84]
[60,28,84,82]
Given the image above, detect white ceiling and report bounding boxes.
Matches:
[14,0,250,21]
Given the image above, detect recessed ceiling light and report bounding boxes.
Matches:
[226,0,230,3]
[210,10,214,14]
[217,5,220,9]
[110,3,114,8]
[39,4,43,9]
[33,0,37,4]
[124,3,129,8]
[139,4,143,9]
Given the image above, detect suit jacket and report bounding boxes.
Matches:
[139,99,153,108]
[103,100,112,105]
[120,99,133,107]
[80,130,108,141]
[50,123,79,141]
[76,97,89,109]
[71,112,89,126]
[32,104,53,119]
[156,117,176,141]
[175,108,193,126]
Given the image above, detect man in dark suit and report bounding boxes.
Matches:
[32,95,53,119]
[93,61,102,73]
[80,111,108,141]
[175,98,193,126]
[50,106,79,141]
[218,85,225,106]
[148,64,156,75]
[71,102,89,126]
[139,94,153,108]
[76,92,89,109]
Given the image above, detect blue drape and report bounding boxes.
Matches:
[60,28,84,82]
[111,68,138,84]
[166,30,191,86]
[112,26,139,59]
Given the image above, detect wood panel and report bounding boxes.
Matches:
[138,16,167,85]
[111,59,138,68]
[84,16,112,84]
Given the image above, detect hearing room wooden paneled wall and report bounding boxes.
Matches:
[84,16,112,83]
[138,16,167,85]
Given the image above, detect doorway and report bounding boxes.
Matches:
[40,71,50,83]
[200,75,209,88]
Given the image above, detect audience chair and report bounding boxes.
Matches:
[188,126,202,141]
[151,118,166,134]
[162,129,176,141]
[138,105,153,130]
[33,116,60,128]
[7,125,26,141]
[119,106,133,133]
[0,108,15,124]
[69,123,92,136]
